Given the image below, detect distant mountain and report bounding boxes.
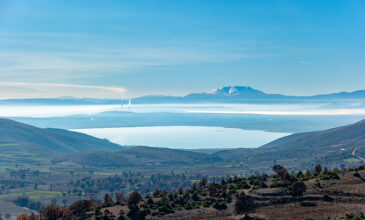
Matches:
[181,86,365,103]
[210,86,266,96]
[1,86,364,105]
[0,118,124,153]
[131,86,365,103]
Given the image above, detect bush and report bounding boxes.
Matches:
[212,201,227,210]
[128,191,142,209]
[158,204,174,215]
[300,202,317,207]
[235,193,255,215]
[270,181,290,188]
[184,202,193,210]
[322,195,334,202]
[290,181,306,197]
[202,198,214,207]
[14,197,42,211]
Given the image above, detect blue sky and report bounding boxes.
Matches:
[0,0,364,98]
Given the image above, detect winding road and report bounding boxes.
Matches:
[352,147,365,163]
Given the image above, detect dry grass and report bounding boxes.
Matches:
[255,201,365,220]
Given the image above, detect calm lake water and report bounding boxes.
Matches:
[73,126,290,149]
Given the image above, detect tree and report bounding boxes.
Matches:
[314,164,322,176]
[116,192,125,204]
[178,187,183,195]
[235,193,255,218]
[118,210,126,220]
[103,209,116,220]
[40,205,63,220]
[273,165,291,182]
[127,192,144,220]
[208,183,217,197]
[128,191,142,209]
[199,177,208,187]
[290,181,306,197]
[69,200,94,217]
[323,167,328,175]
[152,189,161,198]
[103,194,113,206]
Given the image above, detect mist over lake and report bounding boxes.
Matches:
[1,102,365,117]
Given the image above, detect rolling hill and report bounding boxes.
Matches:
[58,119,365,171]
[62,146,222,167]
[214,119,365,169]
[0,118,124,153]
[260,119,365,150]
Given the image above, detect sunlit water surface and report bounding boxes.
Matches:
[73,126,290,149]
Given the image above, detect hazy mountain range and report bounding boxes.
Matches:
[1,86,365,105]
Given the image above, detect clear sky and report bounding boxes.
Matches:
[0,0,364,98]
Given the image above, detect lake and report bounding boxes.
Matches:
[73,126,290,149]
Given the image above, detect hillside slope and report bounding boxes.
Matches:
[260,119,365,150]
[63,146,222,167]
[0,118,123,153]
[214,119,365,169]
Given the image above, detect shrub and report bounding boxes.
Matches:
[290,181,306,197]
[323,194,334,202]
[202,198,215,207]
[235,193,255,215]
[212,201,227,210]
[270,181,290,188]
[128,191,142,209]
[300,202,317,207]
[184,202,193,210]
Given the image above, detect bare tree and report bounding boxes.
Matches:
[103,193,113,206]
[314,164,322,176]
[116,192,125,204]
[273,165,291,181]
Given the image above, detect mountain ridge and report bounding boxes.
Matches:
[1,86,365,104]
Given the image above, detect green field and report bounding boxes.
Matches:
[0,190,62,199]
[344,158,361,163]
[0,143,20,147]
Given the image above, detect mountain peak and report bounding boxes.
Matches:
[210,86,265,96]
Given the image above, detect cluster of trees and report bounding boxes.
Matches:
[18,173,259,219]
[14,197,42,210]
[270,164,345,196]
[68,172,212,200]
[17,164,364,220]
